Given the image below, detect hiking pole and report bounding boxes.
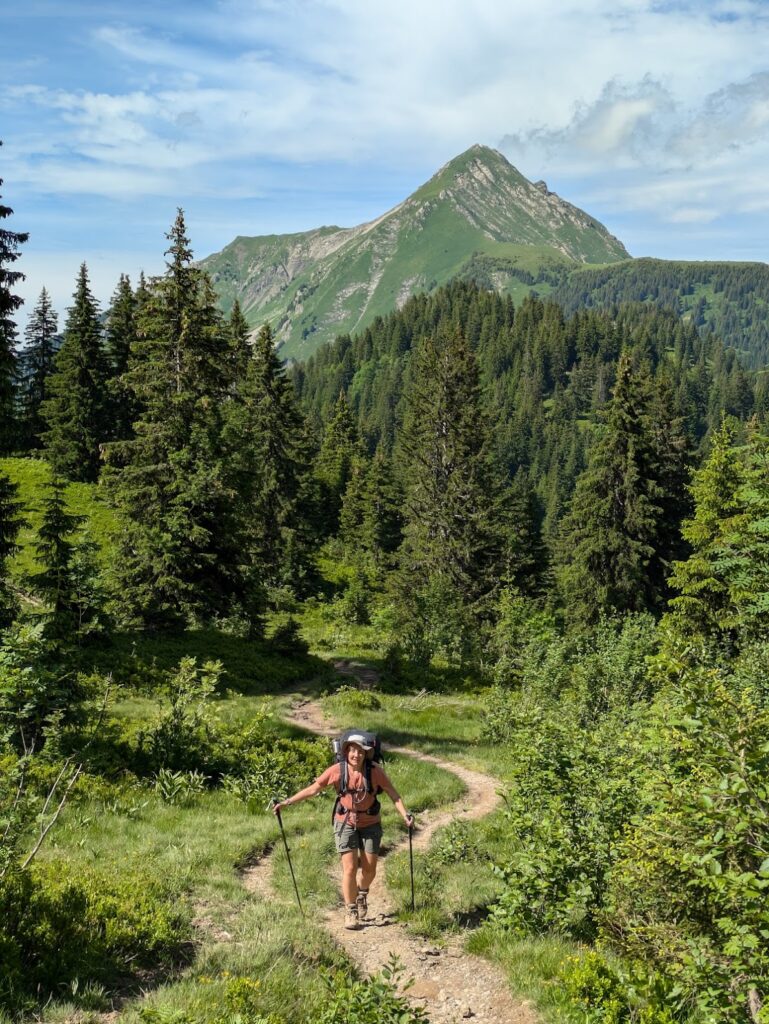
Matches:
[274,805,304,917]
[408,818,415,912]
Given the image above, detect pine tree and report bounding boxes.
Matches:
[104,210,251,628]
[396,326,503,660]
[313,391,366,537]
[41,264,108,481]
[104,274,138,441]
[18,287,59,450]
[0,144,28,454]
[222,322,310,592]
[663,419,763,644]
[26,478,103,642]
[556,353,665,624]
[0,471,24,628]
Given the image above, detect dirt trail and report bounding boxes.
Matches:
[243,663,538,1024]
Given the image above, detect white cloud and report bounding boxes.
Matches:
[3,0,769,269]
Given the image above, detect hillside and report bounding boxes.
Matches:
[200,145,629,360]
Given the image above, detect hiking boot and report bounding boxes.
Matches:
[356,888,369,920]
[344,904,361,930]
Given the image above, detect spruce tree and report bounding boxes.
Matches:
[0,471,24,628]
[360,445,403,565]
[104,210,250,628]
[338,454,369,554]
[18,287,59,450]
[556,353,664,624]
[26,478,103,642]
[104,274,139,441]
[227,298,251,383]
[663,420,749,644]
[499,471,549,596]
[396,326,502,660]
[0,145,28,454]
[222,321,310,593]
[41,264,108,481]
[313,391,366,537]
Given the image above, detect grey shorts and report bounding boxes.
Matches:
[333,819,383,855]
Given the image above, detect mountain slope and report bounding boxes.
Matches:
[201,145,629,360]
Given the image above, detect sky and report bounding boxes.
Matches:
[3,0,769,329]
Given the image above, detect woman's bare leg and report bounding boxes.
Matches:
[358,850,378,892]
[341,850,359,904]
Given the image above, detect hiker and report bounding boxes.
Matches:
[273,733,414,930]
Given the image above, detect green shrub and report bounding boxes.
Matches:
[561,952,675,1024]
[0,863,190,1012]
[136,657,223,773]
[603,656,769,1022]
[312,955,429,1024]
[269,615,309,655]
[154,767,209,805]
[433,819,480,865]
[221,737,330,809]
[331,684,382,712]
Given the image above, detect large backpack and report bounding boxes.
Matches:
[331,729,383,823]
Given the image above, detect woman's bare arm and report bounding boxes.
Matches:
[272,780,324,814]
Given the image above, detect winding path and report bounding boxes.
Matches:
[243,665,538,1024]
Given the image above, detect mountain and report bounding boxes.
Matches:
[200,145,629,360]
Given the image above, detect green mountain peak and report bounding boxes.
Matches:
[201,147,630,360]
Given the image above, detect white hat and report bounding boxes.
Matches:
[343,733,373,751]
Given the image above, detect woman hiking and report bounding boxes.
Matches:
[273,733,414,930]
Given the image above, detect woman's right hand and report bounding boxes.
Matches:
[272,801,285,815]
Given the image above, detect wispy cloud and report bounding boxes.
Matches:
[2,0,769,322]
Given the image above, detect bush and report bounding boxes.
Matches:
[603,656,769,1022]
[561,952,675,1024]
[269,615,309,655]
[136,657,223,773]
[312,955,428,1024]
[154,767,208,805]
[221,737,330,809]
[0,863,190,1013]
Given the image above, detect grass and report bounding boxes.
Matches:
[34,666,467,1023]
[0,457,117,579]
[467,930,586,1024]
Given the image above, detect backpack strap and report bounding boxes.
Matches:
[331,760,382,822]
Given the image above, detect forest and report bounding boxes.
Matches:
[2,161,769,1024]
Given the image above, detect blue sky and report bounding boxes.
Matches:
[3,0,769,327]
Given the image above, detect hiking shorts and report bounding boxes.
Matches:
[333,819,383,855]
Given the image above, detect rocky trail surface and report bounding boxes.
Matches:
[243,661,538,1024]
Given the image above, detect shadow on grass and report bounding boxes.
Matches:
[89,627,335,696]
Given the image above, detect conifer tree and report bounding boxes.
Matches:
[223,321,310,592]
[41,264,108,481]
[556,353,665,624]
[338,454,369,554]
[227,298,251,383]
[104,274,139,441]
[104,274,136,375]
[0,145,28,454]
[313,391,366,537]
[0,472,24,628]
[104,210,251,627]
[663,420,749,643]
[18,287,59,449]
[360,445,403,564]
[396,326,502,659]
[26,478,103,642]
[500,471,549,596]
